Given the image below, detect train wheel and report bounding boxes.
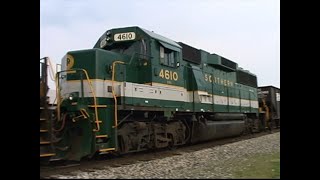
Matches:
[167,134,176,150]
[118,135,129,154]
[244,118,254,134]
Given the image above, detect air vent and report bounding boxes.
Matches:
[221,57,237,70]
[236,70,257,88]
[178,42,201,64]
[207,54,237,71]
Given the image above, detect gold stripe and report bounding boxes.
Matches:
[88,105,107,108]
[66,79,186,91]
[66,70,76,74]
[96,135,108,138]
[40,153,55,157]
[40,129,48,132]
[144,82,185,90]
[64,79,258,103]
[99,148,116,152]
[66,79,111,83]
[192,90,209,94]
[189,90,258,102]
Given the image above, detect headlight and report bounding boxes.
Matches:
[68,92,79,101]
[100,38,107,48]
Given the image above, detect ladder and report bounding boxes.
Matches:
[88,104,116,153]
[40,106,55,158]
[40,57,55,160]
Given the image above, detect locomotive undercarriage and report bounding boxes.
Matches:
[117,111,187,154]
[115,110,260,155]
[47,108,264,161]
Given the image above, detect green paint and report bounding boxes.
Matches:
[56,26,259,161]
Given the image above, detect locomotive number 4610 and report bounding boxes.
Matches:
[114,32,136,41]
[159,69,178,81]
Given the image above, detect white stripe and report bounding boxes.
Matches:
[61,80,258,108]
[62,80,188,102]
[250,100,259,108]
[229,97,240,106]
[200,95,213,104]
[214,95,228,105]
[241,99,250,107]
[130,83,187,102]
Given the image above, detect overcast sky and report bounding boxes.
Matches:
[40,0,280,89]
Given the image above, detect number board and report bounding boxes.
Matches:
[114,32,136,41]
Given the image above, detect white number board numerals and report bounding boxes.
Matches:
[114,32,136,41]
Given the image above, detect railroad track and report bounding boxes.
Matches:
[40,129,279,178]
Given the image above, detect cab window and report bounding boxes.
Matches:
[160,46,176,67]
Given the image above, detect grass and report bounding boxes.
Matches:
[231,152,280,179]
[169,151,280,179]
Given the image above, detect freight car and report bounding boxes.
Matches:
[40,26,263,161]
[258,86,280,129]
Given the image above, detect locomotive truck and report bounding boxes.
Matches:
[40,26,261,161]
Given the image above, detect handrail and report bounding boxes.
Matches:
[111,61,125,128]
[40,57,59,106]
[43,57,56,82]
[40,58,48,99]
[55,72,61,121]
[56,68,101,132]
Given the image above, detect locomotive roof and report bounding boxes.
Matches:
[258,85,280,90]
[236,67,256,76]
[140,28,182,49]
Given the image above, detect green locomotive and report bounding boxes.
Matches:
[50,26,259,161]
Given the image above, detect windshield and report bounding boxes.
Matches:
[105,41,140,55]
[105,39,148,59]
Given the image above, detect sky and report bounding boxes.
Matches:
[40,0,280,89]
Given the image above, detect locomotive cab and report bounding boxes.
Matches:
[53,27,186,160]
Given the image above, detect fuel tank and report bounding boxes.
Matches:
[191,120,245,143]
[210,113,246,121]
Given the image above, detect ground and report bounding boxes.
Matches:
[46,132,280,179]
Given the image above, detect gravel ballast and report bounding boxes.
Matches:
[50,132,280,179]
